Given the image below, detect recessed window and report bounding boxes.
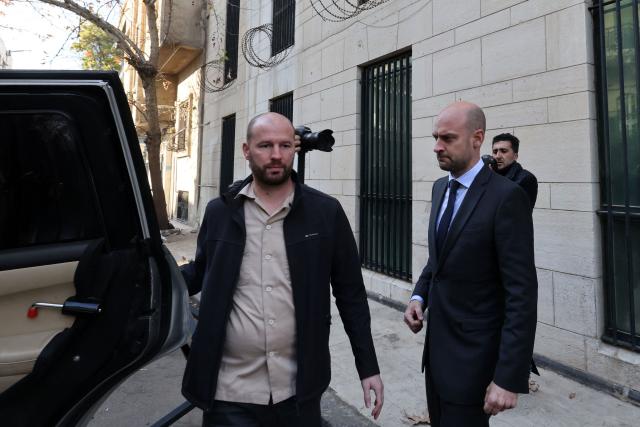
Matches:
[220,114,236,195]
[594,1,640,352]
[360,52,412,281]
[175,99,191,154]
[269,92,293,122]
[272,0,295,56]
[176,190,189,222]
[224,0,240,82]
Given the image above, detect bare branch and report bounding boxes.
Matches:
[128,97,150,123]
[49,22,81,64]
[36,0,146,63]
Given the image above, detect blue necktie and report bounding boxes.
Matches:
[436,180,460,255]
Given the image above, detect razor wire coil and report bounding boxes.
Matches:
[241,24,292,70]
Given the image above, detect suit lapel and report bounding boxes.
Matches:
[437,166,492,268]
[429,178,448,264]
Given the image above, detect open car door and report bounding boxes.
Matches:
[0,71,192,426]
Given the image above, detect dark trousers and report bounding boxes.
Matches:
[202,395,321,427]
[425,372,490,427]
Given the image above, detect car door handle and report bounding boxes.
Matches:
[28,297,102,318]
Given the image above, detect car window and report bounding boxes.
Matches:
[0,112,103,250]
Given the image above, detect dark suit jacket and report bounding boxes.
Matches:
[499,161,538,210]
[413,165,537,405]
[180,172,380,410]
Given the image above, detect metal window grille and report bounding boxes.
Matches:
[220,114,236,195]
[593,0,640,352]
[360,52,412,281]
[269,92,293,121]
[272,0,295,56]
[175,100,190,152]
[224,0,240,82]
[177,191,189,221]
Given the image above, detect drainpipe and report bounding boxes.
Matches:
[194,0,209,228]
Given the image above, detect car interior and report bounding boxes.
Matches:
[0,73,188,426]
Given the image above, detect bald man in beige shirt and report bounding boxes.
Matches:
[181,113,383,427]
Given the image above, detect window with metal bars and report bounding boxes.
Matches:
[272,0,295,56]
[224,0,240,83]
[360,52,412,281]
[175,99,190,153]
[269,92,293,121]
[593,0,640,352]
[220,114,236,195]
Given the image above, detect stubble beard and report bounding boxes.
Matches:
[437,155,466,175]
[249,158,293,187]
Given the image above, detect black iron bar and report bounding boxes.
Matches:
[598,0,618,344]
[626,0,639,347]
[405,54,412,279]
[615,0,636,346]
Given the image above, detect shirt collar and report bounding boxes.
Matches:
[236,182,295,213]
[449,158,485,189]
[236,181,255,200]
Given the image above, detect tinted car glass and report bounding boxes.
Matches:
[0,112,102,250]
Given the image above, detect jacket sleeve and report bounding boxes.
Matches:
[180,202,211,296]
[330,203,380,380]
[412,259,433,306]
[493,186,538,393]
[520,174,538,210]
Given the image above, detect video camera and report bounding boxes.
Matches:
[481,154,497,171]
[294,126,335,154]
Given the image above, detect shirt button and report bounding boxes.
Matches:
[266,286,273,292]
[268,351,275,357]
[268,319,275,325]
[265,254,272,260]
[266,225,272,230]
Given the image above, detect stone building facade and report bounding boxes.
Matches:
[197,0,640,399]
[119,0,206,225]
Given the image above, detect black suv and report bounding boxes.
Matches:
[0,71,192,426]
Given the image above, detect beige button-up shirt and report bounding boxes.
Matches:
[214,182,297,405]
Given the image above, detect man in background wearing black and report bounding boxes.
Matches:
[491,133,538,210]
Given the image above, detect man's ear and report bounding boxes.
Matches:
[472,129,485,149]
[242,142,250,160]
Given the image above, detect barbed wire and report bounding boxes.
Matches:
[241,23,291,70]
[200,58,234,93]
[310,0,393,22]
[197,2,234,93]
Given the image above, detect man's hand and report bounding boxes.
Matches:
[483,381,517,415]
[294,133,301,153]
[403,300,424,333]
[361,374,384,420]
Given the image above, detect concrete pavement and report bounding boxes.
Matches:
[91,231,640,426]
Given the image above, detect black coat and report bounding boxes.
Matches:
[413,165,537,405]
[180,173,380,410]
[499,161,538,210]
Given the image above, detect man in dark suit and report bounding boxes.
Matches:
[491,133,538,210]
[181,113,383,426]
[403,102,537,426]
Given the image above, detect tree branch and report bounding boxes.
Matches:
[49,23,80,64]
[128,96,150,123]
[36,0,146,64]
